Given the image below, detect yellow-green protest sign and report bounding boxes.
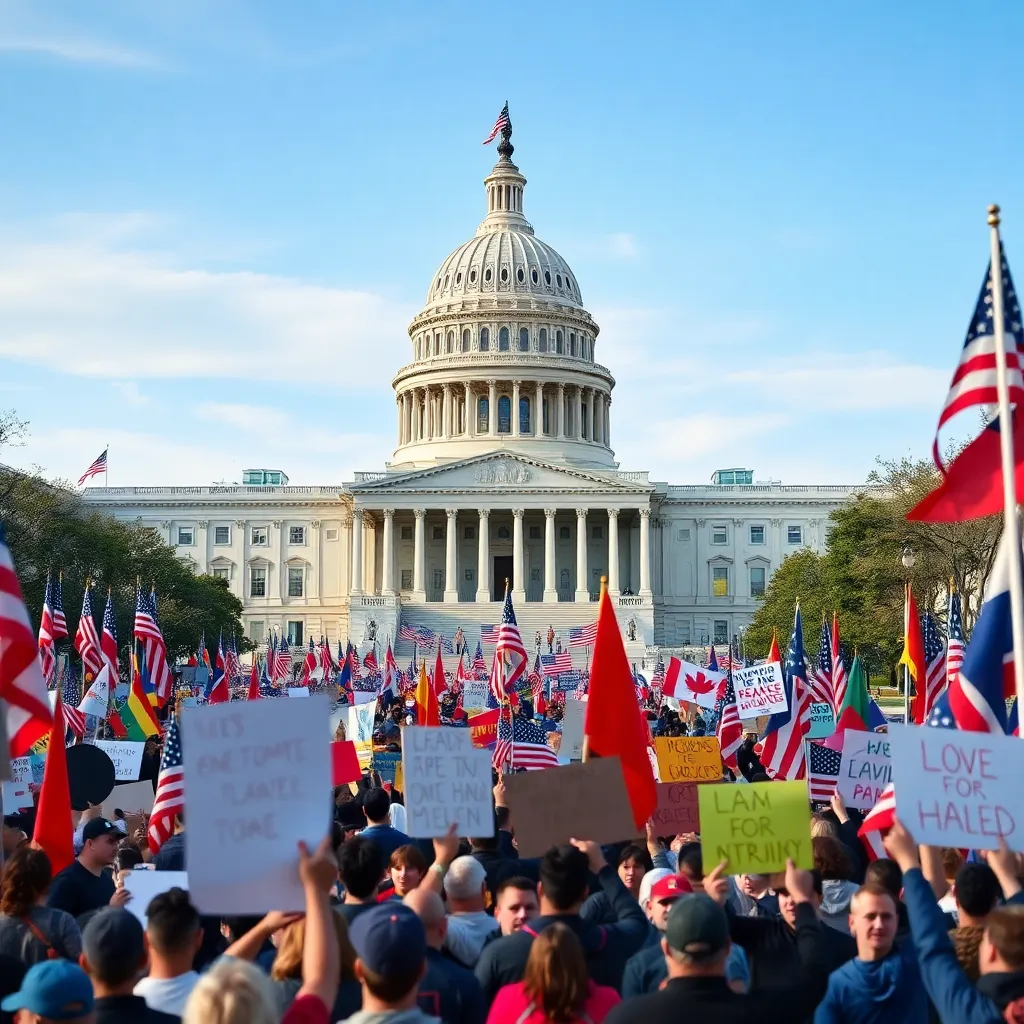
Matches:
[698,780,813,873]
[654,736,721,782]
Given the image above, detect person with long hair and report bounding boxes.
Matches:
[389,845,427,899]
[486,922,620,1023]
[0,847,81,964]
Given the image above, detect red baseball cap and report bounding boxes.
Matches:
[649,874,693,902]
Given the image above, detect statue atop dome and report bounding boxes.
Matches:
[483,102,513,161]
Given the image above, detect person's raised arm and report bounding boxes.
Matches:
[920,843,949,901]
[422,823,460,896]
[983,837,1024,902]
[704,859,767,950]
[225,911,304,961]
[292,836,341,1014]
[570,838,647,946]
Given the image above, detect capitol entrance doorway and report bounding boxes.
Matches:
[493,556,513,600]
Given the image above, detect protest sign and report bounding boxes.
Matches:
[287,687,310,698]
[100,780,156,818]
[467,708,499,748]
[808,703,836,739]
[837,731,892,809]
[372,750,402,783]
[653,736,721,782]
[95,741,145,781]
[331,742,362,786]
[347,704,375,767]
[123,871,189,926]
[503,757,637,857]
[699,780,813,872]
[1,779,32,811]
[403,726,493,838]
[649,782,706,834]
[560,698,586,760]
[462,680,489,711]
[181,694,331,913]
[733,663,787,717]
[889,724,1024,851]
[9,757,31,785]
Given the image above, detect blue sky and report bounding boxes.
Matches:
[0,0,1022,486]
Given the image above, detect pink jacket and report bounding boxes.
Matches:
[485,980,620,1024]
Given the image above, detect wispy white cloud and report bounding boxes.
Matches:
[0,34,170,70]
[110,381,148,407]
[605,232,640,261]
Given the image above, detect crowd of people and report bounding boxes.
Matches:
[0,774,1022,1023]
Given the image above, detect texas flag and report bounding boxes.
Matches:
[663,657,727,710]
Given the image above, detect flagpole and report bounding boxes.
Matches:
[988,204,1024,712]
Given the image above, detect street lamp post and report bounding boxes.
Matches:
[901,545,916,724]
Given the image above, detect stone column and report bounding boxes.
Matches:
[607,508,620,596]
[574,387,582,439]
[465,382,475,437]
[605,398,612,449]
[587,389,595,442]
[543,508,558,602]
[444,508,459,602]
[639,508,652,597]
[557,384,565,438]
[476,510,491,602]
[350,509,364,596]
[575,508,589,602]
[488,380,498,436]
[512,509,526,603]
[382,509,395,595]
[512,380,521,437]
[396,397,402,444]
[442,384,452,438]
[412,509,426,602]
[535,382,543,435]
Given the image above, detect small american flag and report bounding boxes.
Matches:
[52,574,68,639]
[540,652,572,676]
[38,572,59,687]
[488,590,528,705]
[62,661,86,739]
[758,605,811,781]
[808,616,834,711]
[715,677,743,771]
[569,624,598,648]
[99,592,120,689]
[482,102,510,146]
[472,641,487,676]
[148,717,184,854]
[919,613,947,722]
[480,624,500,645]
[831,613,848,711]
[135,588,172,706]
[78,449,108,486]
[493,713,559,771]
[857,783,895,861]
[74,584,103,678]
[398,624,419,644]
[807,742,841,802]
[438,634,454,654]
[946,589,965,687]
[417,627,436,648]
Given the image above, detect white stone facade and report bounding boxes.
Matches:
[83,128,858,660]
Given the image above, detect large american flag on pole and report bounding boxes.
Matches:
[540,652,572,676]
[946,588,965,688]
[74,584,103,678]
[148,716,184,854]
[99,592,120,691]
[831,612,848,711]
[482,102,510,146]
[488,589,528,706]
[758,604,810,781]
[493,713,558,771]
[134,587,172,706]
[808,616,834,711]
[569,623,598,648]
[61,660,86,739]
[918,612,947,723]
[77,448,108,486]
[715,677,743,772]
[38,572,59,687]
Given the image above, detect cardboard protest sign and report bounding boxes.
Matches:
[653,736,721,783]
[402,726,493,838]
[1,779,32,811]
[101,780,156,818]
[664,658,726,710]
[181,694,331,913]
[95,741,145,781]
[733,663,787,718]
[649,782,705,834]
[371,751,401,783]
[462,680,489,711]
[889,724,1024,851]
[699,780,813,873]
[560,698,586,761]
[123,871,189,925]
[502,757,637,857]
[347,704,375,767]
[808,704,836,740]
[9,758,31,785]
[467,708,499,748]
[837,731,892,809]
[331,742,362,786]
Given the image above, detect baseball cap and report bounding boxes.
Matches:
[0,960,94,1019]
[665,894,730,959]
[649,874,694,902]
[349,903,426,976]
[82,818,122,842]
[82,908,144,982]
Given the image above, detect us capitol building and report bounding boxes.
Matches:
[85,120,858,667]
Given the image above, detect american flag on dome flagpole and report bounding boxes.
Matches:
[808,616,835,711]
[148,716,184,854]
[488,587,528,706]
[807,742,841,802]
[715,677,743,772]
[757,604,811,781]
[831,612,848,711]
[134,587,172,706]
[38,572,59,687]
[917,612,947,723]
[569,623,598,648]
[77,448,107,487]
[74,583,103,679]
[946,587,965,688]
[493,713,559,771]
[62,660,86,740]
[482,102,510,146]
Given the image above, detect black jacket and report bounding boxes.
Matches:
[95,995,180,1024]
[474,865,648,1004]
[418,947,485,1024]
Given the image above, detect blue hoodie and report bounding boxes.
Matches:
[813,940,928,1024]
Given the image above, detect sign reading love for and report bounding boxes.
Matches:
[653,736,721,782]
[732,662,787,717]
[889,724,1024,851]
[837,731,892,809]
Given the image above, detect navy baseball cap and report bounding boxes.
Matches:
[83,907,144,979]
[82,817,122,842]
[349,903,426,975]
[0,960,94,1019]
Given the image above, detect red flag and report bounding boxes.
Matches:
[900,586,927,723]
[331,741,362,785]
[247,659,261,701]
[767,629,781,665]
[583,585,657,831]
[432,647,446,697]
[32,689,73,874]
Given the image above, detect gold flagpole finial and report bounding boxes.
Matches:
[989,204,1001,227]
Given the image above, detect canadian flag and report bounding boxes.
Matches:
[663,657,727,710]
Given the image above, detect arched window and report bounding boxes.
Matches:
[477,397,489,433]
[519,328,529,352]
[539,328,548,353]
[434,334,441,356]
[446,331,454,353]
[556,330,563,354]
[519,396,530,434]
[462,329,471,352]
[569,333,576,356]
[499,327,510,351]
[480,328,490,352]
[497,395,511,433]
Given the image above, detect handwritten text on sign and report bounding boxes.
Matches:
[403,727,494,839]
[649,782,703,834]
[95,741,145,781]
[181,694,330,914]
[654,736,721,782]
[889,724,1024,851]
[698,780,813,873]
[837,730,892,810]
[732,662,787,718]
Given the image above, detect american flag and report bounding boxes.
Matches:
[831,612,848,711]
[482,102,510,146]
[480,624,500,645]
[51,574,68,639]
[77,448,108,486]
[758,605,810,781]
[438,634,454,654]
[61,659,86,739]
[134,588,172,706]
[225,634,243,683]
[857,783,895,861]
[807,742,841,802]
[0,524,53,755]
[932,243,1024,471]
[808,616,834,711]
[274,635,292,682]
[99,592,120,690]
[398,624,419,644]
[540,652,572,676]
[302,637,317,683]
[946,588,965,688]
[74,584,103,678]
[918,613,947,722]
[38,572,59,687]
[569,623,598,648]
[715,677,743,772]
[417,628,436,649]
[472,641,487,676]
[488,590,528,705]
[319,638,335,681]
[148,717,184,854]
[493,713,559,771]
